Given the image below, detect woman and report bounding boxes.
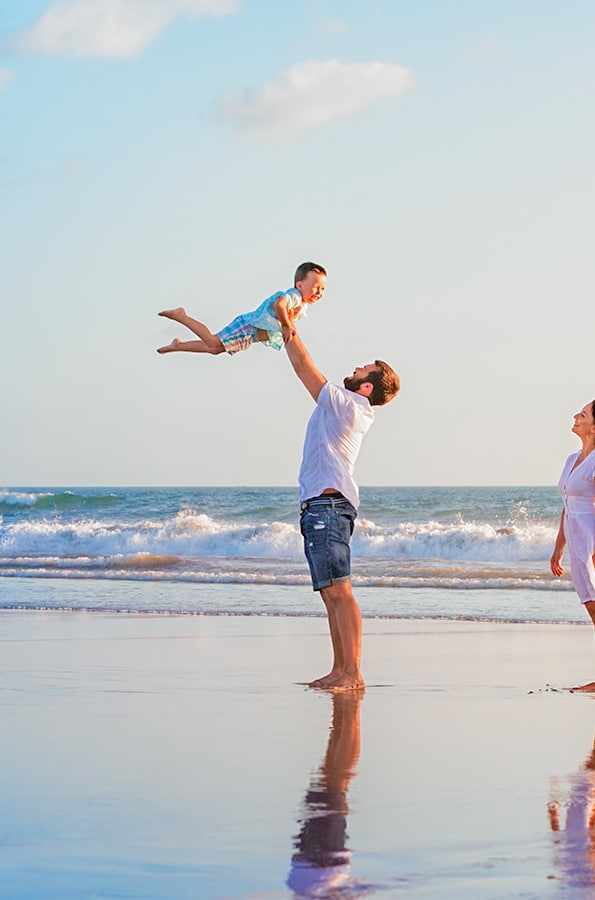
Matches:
[551,400,595,688]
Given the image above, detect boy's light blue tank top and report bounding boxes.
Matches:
[243,287,306,350]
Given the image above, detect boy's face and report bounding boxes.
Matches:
[296,270,327,305]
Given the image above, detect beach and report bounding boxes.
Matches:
[2,608,595,898]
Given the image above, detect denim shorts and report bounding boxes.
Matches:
[299,495,357,591]
[216,315,259,355]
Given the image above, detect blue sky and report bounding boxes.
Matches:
[2,0,594,486]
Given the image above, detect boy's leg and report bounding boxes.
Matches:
[158,308,223,352]
[157,337,225,355]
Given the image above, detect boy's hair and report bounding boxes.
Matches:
[367,360,400,407]
[294,261,327,284]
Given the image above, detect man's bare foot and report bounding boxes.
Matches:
[571,681,595,692]
[157,338,182,354]
[308,671,365,691]
[309,672,340,688]
[158,308,186,322]
[326,674,365,692]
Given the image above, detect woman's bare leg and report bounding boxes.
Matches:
[572,599,595,691]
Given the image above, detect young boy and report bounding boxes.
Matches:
[157,262,327,356]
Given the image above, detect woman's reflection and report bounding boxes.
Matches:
[287,690,364,896]
[548,733,595,888]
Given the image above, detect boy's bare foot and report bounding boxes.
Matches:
[157,338,182,354]
[158,308,186,322]
[571,681,595,692]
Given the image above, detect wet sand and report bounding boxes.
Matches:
[1,610,595,898]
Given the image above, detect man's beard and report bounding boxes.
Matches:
[343,375,368,392]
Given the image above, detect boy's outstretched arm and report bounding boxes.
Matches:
[273,295,296,344]
[285,333,327,402]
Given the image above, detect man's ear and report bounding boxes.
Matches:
[358,381,373,398]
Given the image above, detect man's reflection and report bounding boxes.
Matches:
[287,690,363,896]
[548,733,595,887]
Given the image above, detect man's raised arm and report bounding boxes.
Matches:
[284,333,327,402]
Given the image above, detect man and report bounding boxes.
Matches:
[285,334,400,690]
[287,692,362,892]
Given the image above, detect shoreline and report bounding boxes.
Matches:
[0,575,586,624]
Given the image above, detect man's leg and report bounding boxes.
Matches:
[309,593,344,688]
[310,581,364,691]
[300,497,359,689]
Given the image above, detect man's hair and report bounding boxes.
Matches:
[367,360,400,407]
[294,261,327,284]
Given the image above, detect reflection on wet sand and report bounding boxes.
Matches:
[549,733,595,888]
[287,691,364,897]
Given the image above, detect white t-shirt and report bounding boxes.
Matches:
[298,381,374,510]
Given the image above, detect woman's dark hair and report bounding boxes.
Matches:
[591,400,595,421]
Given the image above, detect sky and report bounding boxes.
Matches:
[1,0,594,487]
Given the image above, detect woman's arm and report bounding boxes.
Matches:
[550,509,566,577]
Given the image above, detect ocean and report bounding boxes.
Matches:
[0,485,584,624]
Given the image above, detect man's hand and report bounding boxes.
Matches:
[282,324,296,344]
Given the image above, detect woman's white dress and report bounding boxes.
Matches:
[557,451,595,603]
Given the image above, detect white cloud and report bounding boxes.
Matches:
[220,59,414,140]
[17,0,239,59]
[0,70,15,90]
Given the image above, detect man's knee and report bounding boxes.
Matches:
[321,580,354,603]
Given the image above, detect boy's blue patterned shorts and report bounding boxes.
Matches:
[216,315,259,355]
[299,495,357,591]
